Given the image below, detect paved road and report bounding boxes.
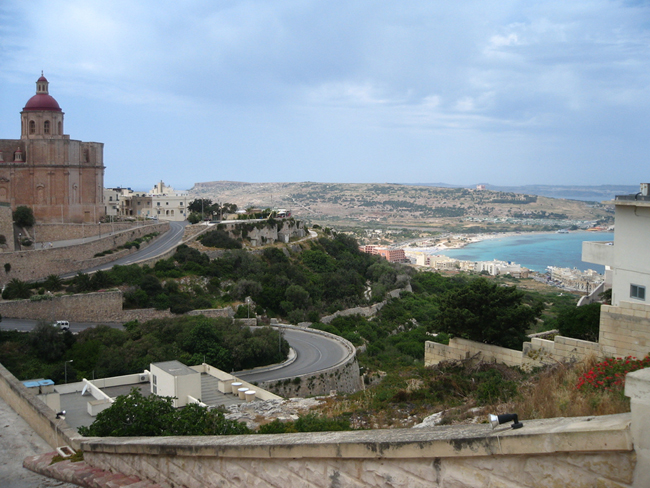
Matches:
[236,327,349,383]
[60,220,188,278]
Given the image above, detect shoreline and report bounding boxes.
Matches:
[405,229,613,255]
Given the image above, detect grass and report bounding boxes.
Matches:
[311,356,632,429]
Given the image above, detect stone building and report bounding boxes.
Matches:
[0,74,105,223]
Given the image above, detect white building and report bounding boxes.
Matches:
[146,180,189,222]
[582,183,650,306]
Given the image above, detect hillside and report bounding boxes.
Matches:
[189,181,613,231]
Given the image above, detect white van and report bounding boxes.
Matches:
[55,320,70,331]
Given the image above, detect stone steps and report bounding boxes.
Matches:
[23,451,163,488]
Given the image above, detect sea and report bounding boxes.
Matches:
[435,232,614,274]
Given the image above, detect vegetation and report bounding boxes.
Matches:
[435,278,543,349]
[78,388,250,437]
[557,302,601,342]
[13,205,35,227]
[0,316,288,383]
[2,278,32,300]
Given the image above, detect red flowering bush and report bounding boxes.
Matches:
[576,355,650,391]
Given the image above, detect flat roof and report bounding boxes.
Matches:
[152,360,198,376]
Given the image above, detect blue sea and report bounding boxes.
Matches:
[436,232,614,273]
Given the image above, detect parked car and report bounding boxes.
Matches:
[54,320,70,331]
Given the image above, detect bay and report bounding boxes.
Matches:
[436,232,614,273]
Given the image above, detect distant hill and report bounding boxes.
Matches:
[409,184,639,202]
[189,181,614,231]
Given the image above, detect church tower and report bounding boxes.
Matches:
[0,74,105,223]
[20,73,65,140]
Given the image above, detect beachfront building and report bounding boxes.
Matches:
[547,266,603,294]
[476,259,529,278]
[359,245,408,263]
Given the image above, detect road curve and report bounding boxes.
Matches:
[61,221,188,277]
[236,327,351,383]
[0,320,352,384]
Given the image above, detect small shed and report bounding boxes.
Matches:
[150,360,201,408]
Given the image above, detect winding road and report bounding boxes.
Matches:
[0,320,350,382]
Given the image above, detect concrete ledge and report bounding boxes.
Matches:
[82,413,632,460]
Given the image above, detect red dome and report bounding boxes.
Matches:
[23,94,62,112]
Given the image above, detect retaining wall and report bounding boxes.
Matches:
[258,325,363,397]
[426,301,650,369]
[0,222,169,286]
[0,290,234,323]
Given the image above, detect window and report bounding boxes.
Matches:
[44,121,50,134]
[29,120,36,134]
[631,285,646,300]
[157,202,160,206]
[57,121,62,134]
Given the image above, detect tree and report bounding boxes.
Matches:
[557,303,601,342]
[435,278,543,350]
[78,388,250,437]
[2,278,31,300]
[13,206,35,227]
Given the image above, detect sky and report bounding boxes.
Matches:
[1,1,649,191]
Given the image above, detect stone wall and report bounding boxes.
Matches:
[0,362,80,450]
[0,221,169,286]
[80,411,641,488]
[32,221,153,243]
[426,300,650,370]
[0,290,235,323]
[258,325,363,397]
[600,300,650,359]
[320,285,411,324]
[425,337,524,367]
[0,204,14,252]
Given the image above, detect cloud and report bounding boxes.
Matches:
[1,0,650,187]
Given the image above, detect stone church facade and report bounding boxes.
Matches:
[0,74,105,223]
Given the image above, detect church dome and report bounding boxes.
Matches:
[23,93,62,111]
[23,74,62,112]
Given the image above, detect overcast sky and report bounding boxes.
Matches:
[1,1,649,190]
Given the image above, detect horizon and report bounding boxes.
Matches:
[2,2,649,189]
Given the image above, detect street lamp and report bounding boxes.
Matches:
[64,360,73,384]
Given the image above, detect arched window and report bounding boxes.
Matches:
[29,120,36,134]
[57,121,62,134]
[44,121,50,134]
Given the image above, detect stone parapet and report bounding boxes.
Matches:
[81,413,635,488]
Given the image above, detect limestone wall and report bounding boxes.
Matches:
[0,290,235,323]
[425,337,524,367]
[600,301,650,359]
[0,221,169,286]
[426,301,650,370]
[32,221,153,242]
[81,412,638,488]
[0,204,14,252]
[258,325,363,397]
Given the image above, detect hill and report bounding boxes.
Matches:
[189,181,613,231]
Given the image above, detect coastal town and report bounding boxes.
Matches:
[357,230,610,295]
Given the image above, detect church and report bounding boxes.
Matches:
[0,74,105,223]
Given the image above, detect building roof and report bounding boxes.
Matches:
[152,360,198,376]
[23,93,62,112]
